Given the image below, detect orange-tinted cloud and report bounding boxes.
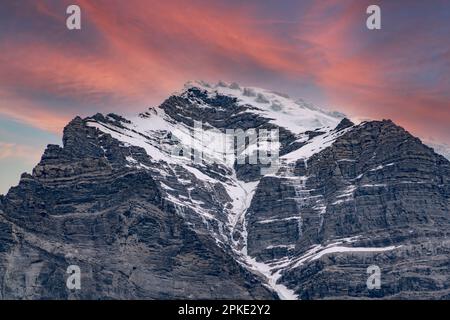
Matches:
[0,0,449,142]
[295,0,450,141]
[1,0,321,133]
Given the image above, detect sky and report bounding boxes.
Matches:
[0,0,449,194]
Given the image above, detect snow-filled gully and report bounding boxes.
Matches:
[86,81,403,301]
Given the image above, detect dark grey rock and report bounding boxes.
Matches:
[1,85,449,300]
[245,119,450,299]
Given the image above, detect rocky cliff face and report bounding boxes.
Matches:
[0,81,449,299]
[246,119,450,299]
[0,115,274,299]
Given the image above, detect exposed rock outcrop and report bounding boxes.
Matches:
[1,81,449,299]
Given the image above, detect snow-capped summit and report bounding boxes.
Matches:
[179,80,344,134]
[2,81,450,300]
[75,82,360,299]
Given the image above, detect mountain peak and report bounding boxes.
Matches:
[175,80,345,135]
[2,80,450,300]
[335,118,354,131]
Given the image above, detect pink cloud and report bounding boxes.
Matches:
[0,0,448,143]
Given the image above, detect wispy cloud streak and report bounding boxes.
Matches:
[0,0,448,141]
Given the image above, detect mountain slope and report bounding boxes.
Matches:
[0,81,449,299]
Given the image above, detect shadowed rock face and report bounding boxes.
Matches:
[246,120,450,299]
[0,116,275,300]
[0,83,449,300]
